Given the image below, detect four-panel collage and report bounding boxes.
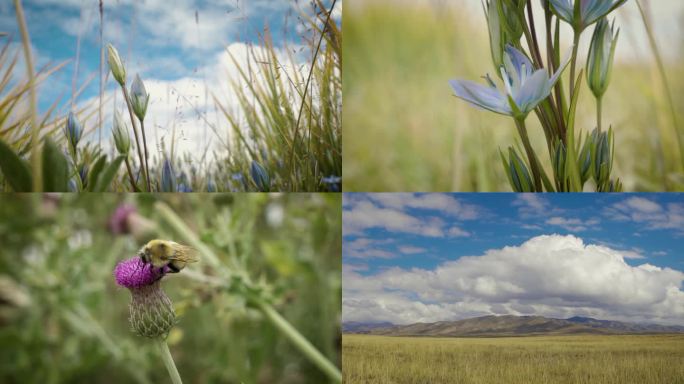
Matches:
[0,0,682,383]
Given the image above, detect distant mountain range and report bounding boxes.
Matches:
[343,315,684,337]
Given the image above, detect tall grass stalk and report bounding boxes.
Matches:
[13,0,41,191]
[635,0,684,171]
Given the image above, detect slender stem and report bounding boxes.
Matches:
[157,338,182,384]
[252,297,341,383]
[98,0,104,149]
[140,119,151,191]
[569,32,580,101]
[121,84,150,191]
[514,118,542,191]
[525,1,544,68]
[14,0,41,192]
[596,97,602,133]
[124,157,137,191]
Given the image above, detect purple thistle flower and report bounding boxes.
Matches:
[114,257,176,338]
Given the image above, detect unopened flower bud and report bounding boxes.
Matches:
[112,111,130,155]
[64,111,83,153]
[250,161,270,192]
[107,44,126,86]
[587,18,619,100]
[130,74,149,121]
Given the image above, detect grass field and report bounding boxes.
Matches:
[343,1,684,191]
[342,334,684,384]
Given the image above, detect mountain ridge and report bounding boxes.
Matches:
[343,315,684,337]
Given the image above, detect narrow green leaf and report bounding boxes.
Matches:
[93,155,125,192]
[0,138,32,191]
[87,155,107,192]
[42,138,69,192]
[565,70,584,192]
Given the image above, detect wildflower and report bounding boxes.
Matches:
[548,0,628,32]
[586,18,619,100]
[250,161,270,192]
[114,257,176,338]
[107,43,126,86]
[161,158,177,192]
[64,112,83,153]
[449,45,571,120]
[112,111,131,155]
[130,74,149,121]
[321,175,341,192]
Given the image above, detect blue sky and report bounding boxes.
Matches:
[0,0,340,158]
[343,194,684,325]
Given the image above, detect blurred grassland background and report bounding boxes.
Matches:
[343,334,684,384]
[0,193,341,383]
[343,0,684,192]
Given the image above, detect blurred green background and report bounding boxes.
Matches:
[0,193,341,383]
[343,0,684,191]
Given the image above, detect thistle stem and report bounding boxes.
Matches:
[14,0,41,192]
[252,296,341,383]
[157,338,182,384]
[514,118,542,191]
[121,84,151,191]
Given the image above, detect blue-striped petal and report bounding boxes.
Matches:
[449,79,511,116]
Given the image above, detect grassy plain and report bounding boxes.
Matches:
[343,1,684,191]
[342,334,684,384]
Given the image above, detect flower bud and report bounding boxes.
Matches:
[592,129,612,186]
[107,43,126,86]
[250,161,270,192]
[502,147,533,192]
[130,74,149,121]
[112,111,130,155]
[161,158,177,192]
[64,111,83,153]
[586,18,619,100]
[114,257,175,338]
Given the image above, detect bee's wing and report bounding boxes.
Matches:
[171,245,200,263]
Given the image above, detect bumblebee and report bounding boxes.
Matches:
[139,239,199,273]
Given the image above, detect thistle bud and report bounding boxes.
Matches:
[114,257,175,338]
[250,161,270,192]
[112,111,130,155]
[107,43,126,86]
[64,111,83,154]
[130,74,149,121]
[586,18,619,100]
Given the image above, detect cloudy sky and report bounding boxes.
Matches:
[0,0,340,160]
[343,193,684,326]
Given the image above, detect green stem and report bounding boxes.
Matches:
[569,32,580,102]
[139,119,151,191]
[121,84,151,191]
[124,156,138,191]
[596,97,602,133]
[252,296,341,383]
[157,338,182,384]
[514,118,542,192]
[14,0,41,192]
